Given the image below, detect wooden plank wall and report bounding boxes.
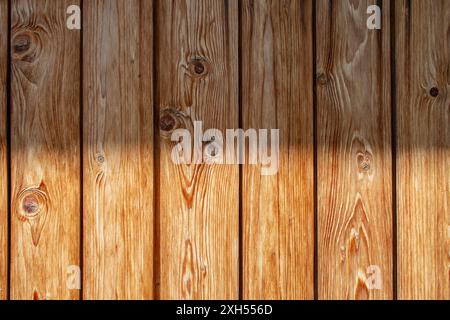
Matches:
[156,0,239,300]
[83,0,154,300]
[10,0,80,300]
[0,0,7,301]
[316,0,393,300]
[241,0,314,300]
[0,0,447,300]
[396,0,450,300]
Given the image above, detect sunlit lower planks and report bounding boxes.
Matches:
[83,0,154,299]
[396,0,450,300]
[241,0,314,300]
[10,0,81,300]
[0,0,7,300]
[316,0,393,299]
[156,0,239,299]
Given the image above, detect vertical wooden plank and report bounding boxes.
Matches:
[83,0,154,299]
[316,0,393,299]
[10,0,80,300]
[396,0,450,300]
[241,0,314,299]
[0,0,7,301]
[156,0,239,299]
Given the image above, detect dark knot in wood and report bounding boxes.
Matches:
[13,34,31,53]
[22,195,40,215]
[357,151,373,174]
[429,87,439,98]
[193,61,205,74]
[160,114,176,132]
[188,58,209,78]
[317,73,328,85]
[208,146,217,157]
[159,107,193,140]
[16,184,49,221]
[96,153,105,164]
[12,31,40,63]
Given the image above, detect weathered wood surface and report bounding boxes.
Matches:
[396,0,450,300]
[10,0,80,300]
[241,0,314,300]
[0,0,448,301]
[0,0,7,301]
[83,0,154,299]
[316,0,393,299]
[156,0,239,299]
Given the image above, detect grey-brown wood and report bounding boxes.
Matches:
[396,0,450,300]
[241,0,314,300]
[83,0,154,299]
[316,0,393,300]
[10,0,81,300]
[156,0,239,299]
[0,0,8,300]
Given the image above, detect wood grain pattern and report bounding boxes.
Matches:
[1,0,449,300]
[241,0,314,300]
[10,0,80,300]
[0,0,7,301]
[156,0,239,299]
[316,0,393,299]
[396,0,450,300]
[83,0,154,299]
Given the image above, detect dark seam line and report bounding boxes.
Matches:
[312,0,319,301]
[6,0,12,301]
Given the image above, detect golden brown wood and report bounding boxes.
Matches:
[316,0,393,299]
[156,0,239,299]
[83,0,154,299]
[396,0,450,300]
[241,0,314,300]
[10,0,80,300]
[0,0,7,301]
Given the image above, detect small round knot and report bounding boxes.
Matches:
[16,185,48,221]
[22,195,39,215]
[430,87,439,98]
[317,73,328,85]
[194,62,205,75]
[159,107,192,140]
[13,34,31,53]
[357,151,373,174]
[160,114,176,132]
[206,144,218,157]
[188,58,209,78]
[95,153,105,164]
[12,31,41,63]
[361,162,370,172]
